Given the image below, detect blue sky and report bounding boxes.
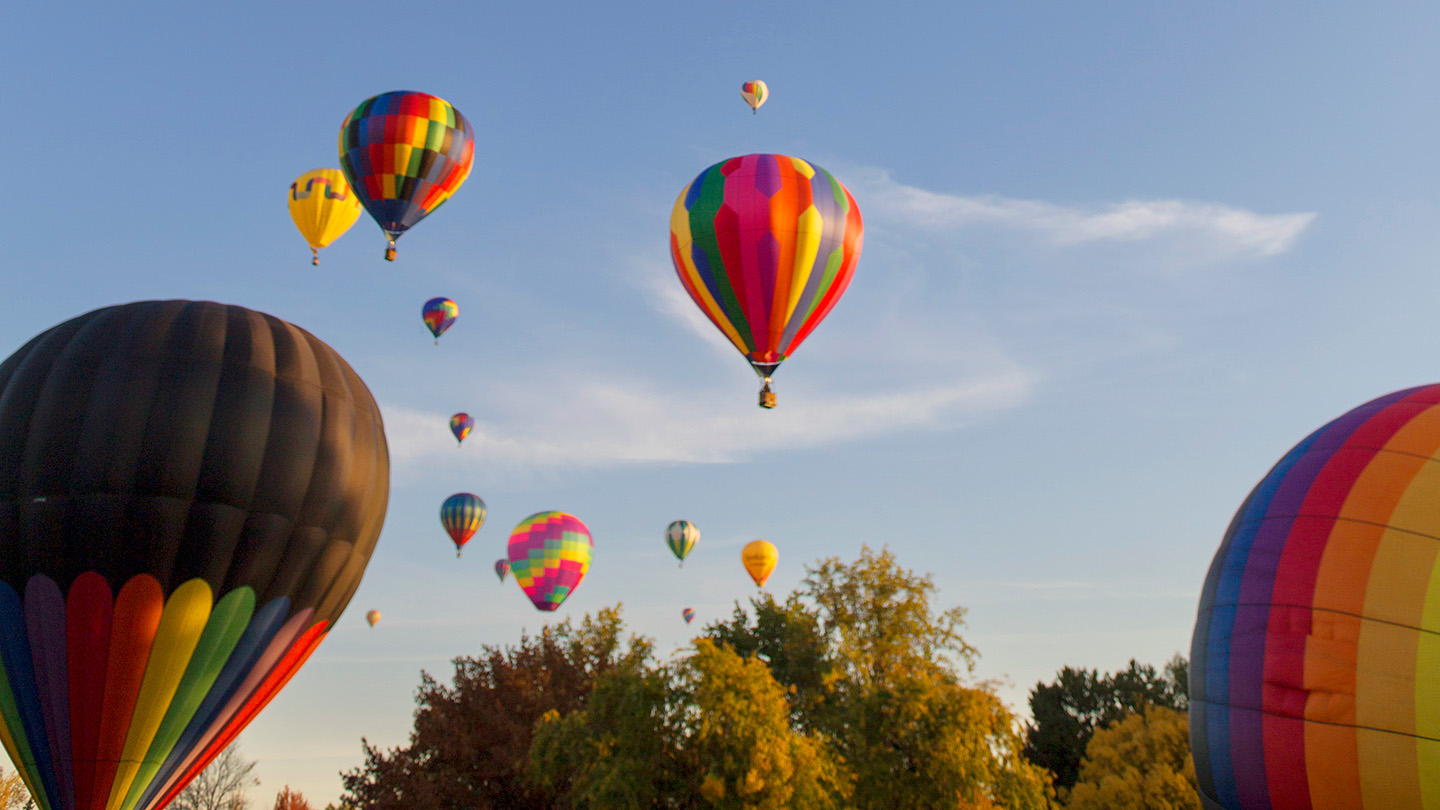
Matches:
[6,0,1440,803]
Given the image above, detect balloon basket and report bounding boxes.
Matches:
[758,378,776,409]
[311,249,319,266]
[385,247,397,261]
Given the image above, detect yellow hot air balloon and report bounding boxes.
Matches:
[288,168,363,265]
[741,540,778,587]
[366,609,381,627]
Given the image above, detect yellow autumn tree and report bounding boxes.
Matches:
[1063,704,1199,810]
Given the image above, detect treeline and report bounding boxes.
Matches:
[340,546,1197,809]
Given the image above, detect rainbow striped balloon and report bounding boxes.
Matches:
[741,80,768,112]
[449,413,474,446]
[669,154,863,392]
[440,493,486,557]
[422,298,457,343]
[338,90,474,258]
[1192,384,1440,809]
[507,512,592,612]
[682,608,696,625]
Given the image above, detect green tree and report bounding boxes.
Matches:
[803,546,1052,810]
[1025,655,1187,791]
[703,592,833,727]
[341,607,650,810]
[1063,705,1199,810]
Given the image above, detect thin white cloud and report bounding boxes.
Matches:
[382,366,1036,475]
[845,167,1316,257]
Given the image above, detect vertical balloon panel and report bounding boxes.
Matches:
[0,301,389,810]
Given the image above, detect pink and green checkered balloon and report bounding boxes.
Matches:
[507,512,592,611]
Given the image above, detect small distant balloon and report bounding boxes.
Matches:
[508,512,592,611]
[441,492,486,557]
[682,607,696,625]
[494,558,510,583]
[450,412,475,446]
[666,520,699,566]
[741,80,768,113]
[423,297,458,344]
[288,168,362,265]
[366,609,381,627]
[742,540,778,587]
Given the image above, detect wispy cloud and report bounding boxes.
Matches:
[845,167,1315,258]
[382,366,1036,476]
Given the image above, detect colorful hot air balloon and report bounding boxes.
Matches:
[1192,383,1440,810]
[670,154,863,408]
[0,300,389,810]
[365,610,381,628]
[741,540,778,587]
[287,168,363,265]
[339,90,475,261]
[449,413,474,446]
[508,512,592,612]
[440,493,486,557]
[682,608,696,625]
[741,80,768,113]
[494,559,510,583]
[665,520,699,567]
[423,298,458,344]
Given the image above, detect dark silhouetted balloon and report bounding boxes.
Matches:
[0,300,390,810]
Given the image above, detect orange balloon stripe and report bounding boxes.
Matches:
[765,163,807,356]
[85,578,163,810]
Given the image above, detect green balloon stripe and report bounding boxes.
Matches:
[116,588,257,810]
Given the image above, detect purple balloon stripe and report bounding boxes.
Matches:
[23,576,72,810]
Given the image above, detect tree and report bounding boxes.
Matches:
[171,742,260,810]
[273,787,313,810]
[1063,705,1199,810]
[703,592,833,728]
[802,546,1052,810]
[528,638,847,810]
[1025,655,1188,791]
[0,765,30,810]
[341,606,651,810]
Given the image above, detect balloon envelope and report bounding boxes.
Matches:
[741,540,777,587]
[423,298,458,341]
[741,80,768,111]
[665,520,698,566]
[287,169,362,264]
[365,610,381,628]
[0,300,389,810]
[449,413,474,445]
[508,512,592,611]
[1192,384,1440,810]
[669,154,863,391]
[338,90,475,255]
[440,493,485,557]
[682,608,695,625]
[493,559,510,583]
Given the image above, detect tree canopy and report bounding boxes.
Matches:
[1063,705,1199,810]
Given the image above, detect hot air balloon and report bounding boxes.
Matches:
[682,608,696,625]
[741,81,768,113]
[440,493,486,557]
[449,413,474,446]
[338,90,475,261]
[365,610,381,628]
[423,298,458,344]
[669,154,863,408]
[508,512,592,612]
[287,169,363,265]
[665,520,699,567]
[494,559,510,583]
[742,540,777,587]
[0,300,389,810]
[1192,383,1440,810]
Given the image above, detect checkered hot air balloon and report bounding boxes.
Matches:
[669,154,863,408]
[665,520,699,567]
[508,512,592,612]
[339,90,475,261]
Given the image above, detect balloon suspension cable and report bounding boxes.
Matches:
[311,248,319,266]
[758,377,776,409]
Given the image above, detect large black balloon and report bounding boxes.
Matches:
[0,300,388,810]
